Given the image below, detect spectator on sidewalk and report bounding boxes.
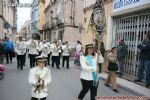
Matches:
[0,38,5,64]
[117,39,127,77]
[28,56,52,100]
[74,41,82,66]
[105,47,119,93]
[3,37,14,64]
[135,33,150,88]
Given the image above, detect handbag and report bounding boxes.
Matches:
[108,63,118,71]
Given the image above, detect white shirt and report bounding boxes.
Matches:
[40,43,49,57]
[76,44,81,52]
[51,44,59,56]
[28,40,39,55]
[80,54,98,80]
[28,67,52,98]
[15,41,26,55]
[62,44,71,56]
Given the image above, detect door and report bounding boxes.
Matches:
[112,13,150,78]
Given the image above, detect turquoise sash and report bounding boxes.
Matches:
[86,55,97,81]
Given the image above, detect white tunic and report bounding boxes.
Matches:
[62,45,71,56]
[15,41,26,55]
[28,67,52,98]
[40,44,49,58]
[80,54,98,80]
[76,44,82,52]
[28,40,39,55]
[51,44,59,56]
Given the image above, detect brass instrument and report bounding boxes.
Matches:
[34,69,49,93]
[31,40,37,48]
[34,75,45,93]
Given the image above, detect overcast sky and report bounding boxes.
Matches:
[17,0,32,31]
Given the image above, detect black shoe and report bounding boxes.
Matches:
[134,79,142,82]
[104,84,110,87]
[113,89,119,93]
[57,67,60,69]
[67,67,70,69]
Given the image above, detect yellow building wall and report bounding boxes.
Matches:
[82,8,95,47]
[37,0,46,30]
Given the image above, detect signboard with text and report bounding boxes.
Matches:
[113,0,150,13]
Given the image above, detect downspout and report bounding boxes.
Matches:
[73,0,75,26]
[70,0,73,25]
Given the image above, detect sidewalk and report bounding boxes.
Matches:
[100,72,150,97]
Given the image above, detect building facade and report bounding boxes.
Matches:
[20,20,31,39]
[30,0,39,38]
[0,0,19,41]
[106,0,150,79]
[44,0,84,46]
[82,0,150,79]
[37,0,46,40]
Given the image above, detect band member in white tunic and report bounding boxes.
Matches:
[40,40,49,66]
[28,56,52,100]
[22,38,28,66]
[51,41,60,69]
[15,37,26,70]
[62,41,71,68]
[28,38,39,68]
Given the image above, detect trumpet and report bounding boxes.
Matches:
[34,75,45,93]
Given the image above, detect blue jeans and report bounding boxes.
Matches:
[137,60,150,84]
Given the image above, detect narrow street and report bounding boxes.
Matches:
[0,58,137,100]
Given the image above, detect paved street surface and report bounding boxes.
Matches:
[0,58,137,100]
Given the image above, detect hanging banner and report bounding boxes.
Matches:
[90,0,105,37]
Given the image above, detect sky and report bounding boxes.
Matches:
[17,0,32,31]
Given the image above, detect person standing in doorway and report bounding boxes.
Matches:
[117,39,127,77]
[134,33,150,88]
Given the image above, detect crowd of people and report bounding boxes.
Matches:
[0,33,150,100]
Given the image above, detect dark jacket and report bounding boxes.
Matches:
[137,40,150,61]
[117,43,127,59]
[4,41,14,52]
[0,42,5,55]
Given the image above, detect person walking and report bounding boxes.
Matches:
[28,38,39,68]
[3,37,14,64]
[105,47,119,93]
[74,41,82,66]
[78,44,98,100]
[0,38,5,64]
[117,39,127,77]
[22,38,28,66]
[28,56,52,100]
[51,41,60,69]
[15,37,26,70]
[134,33,150,88]
[62,41,71,69]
